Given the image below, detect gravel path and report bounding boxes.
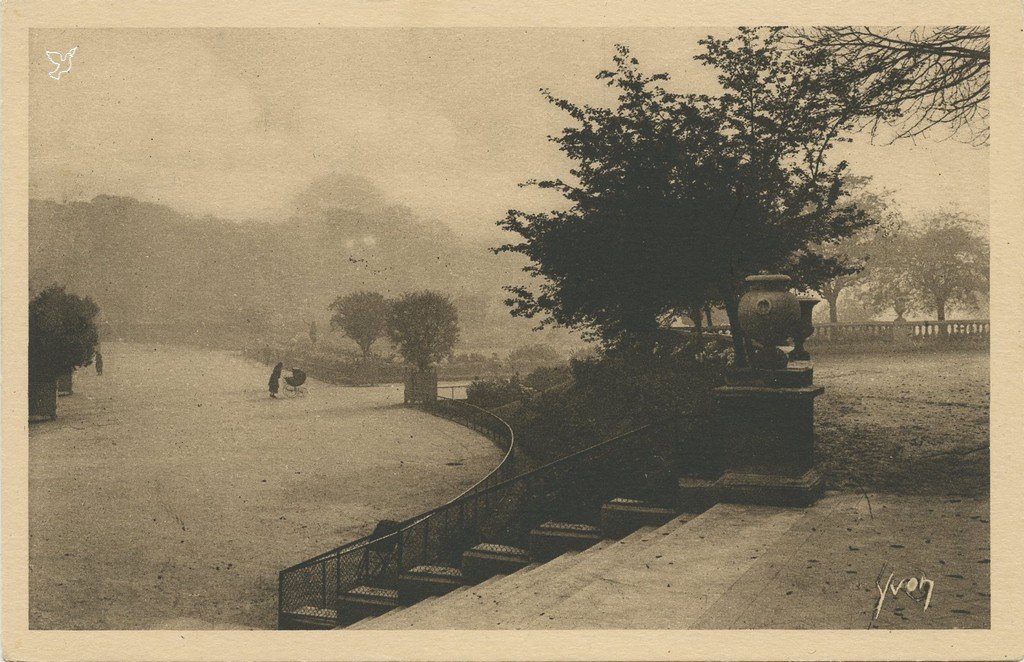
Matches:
[28,343,503,630]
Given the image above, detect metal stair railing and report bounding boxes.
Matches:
[277,397,515,628]
[277,397,682,629]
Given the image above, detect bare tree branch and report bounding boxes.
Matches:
[794,26,989,146]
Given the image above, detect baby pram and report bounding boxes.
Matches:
[284,368,307,395]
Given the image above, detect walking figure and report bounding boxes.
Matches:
[268,362,283,398]
[95,351,103,376]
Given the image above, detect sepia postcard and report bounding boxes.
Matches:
[3,1,1023,660]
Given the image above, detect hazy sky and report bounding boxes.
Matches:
[30,28,989,239]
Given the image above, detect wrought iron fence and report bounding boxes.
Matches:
[277,397,515,628]
[277,397,681,629]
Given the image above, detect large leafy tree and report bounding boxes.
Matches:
[29,285,100,379]
[328,291,389,358]
[899,211,988,321]
[386,291,460,371]
[498,29,884,363]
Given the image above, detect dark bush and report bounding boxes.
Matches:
[522,364,572,392]
[505,337,729,465]
[466,376,534,410]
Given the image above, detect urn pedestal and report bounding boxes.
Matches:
[711,378,824,506]
[29,375,58,422]
[404,368,438,405]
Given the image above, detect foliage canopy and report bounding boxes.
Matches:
[29,285,100,378]
[329,291,389,357]
[386,290,460,370]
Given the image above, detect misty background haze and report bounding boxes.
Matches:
[29,28,989,352]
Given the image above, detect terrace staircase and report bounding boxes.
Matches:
[346,492,836,629]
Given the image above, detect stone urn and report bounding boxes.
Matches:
[789,297,820,361]
[737,275,801,348]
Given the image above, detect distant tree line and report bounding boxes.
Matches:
[814,207,988,323]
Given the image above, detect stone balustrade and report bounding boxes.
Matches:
[674,319,989,346]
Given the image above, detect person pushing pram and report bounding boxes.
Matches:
[268,362,307,398]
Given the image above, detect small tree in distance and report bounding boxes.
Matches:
[386,291,460,371]
[800,178,904,322]
[329,291,389,358]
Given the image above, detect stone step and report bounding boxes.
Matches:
[528,521,603,561]
[357,548,598,630]
[689,493,856,628]
[457,543,615,610]
[461,543,531,584]
[447,562,541,604]
[344,605,406,630]
[520,503,812,628]
[600,497,676,539]
[279,605,338,630]
[677,476,719,513]
[335,585,400,627]
[452,518,697,629]
[397,564,465,605]
[352,515,696,630]
[401,524,677,629]
[358,571,511,629]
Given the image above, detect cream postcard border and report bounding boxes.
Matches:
[3,1,1022,660]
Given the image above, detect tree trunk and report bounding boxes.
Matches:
[936,300,946,321]
[723,296,747,367]
[687,308,703,337]
[704,305,714,329]
[56,371,74,396]
[826,294,839,323]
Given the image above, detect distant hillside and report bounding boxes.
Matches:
[28,175,582,355]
